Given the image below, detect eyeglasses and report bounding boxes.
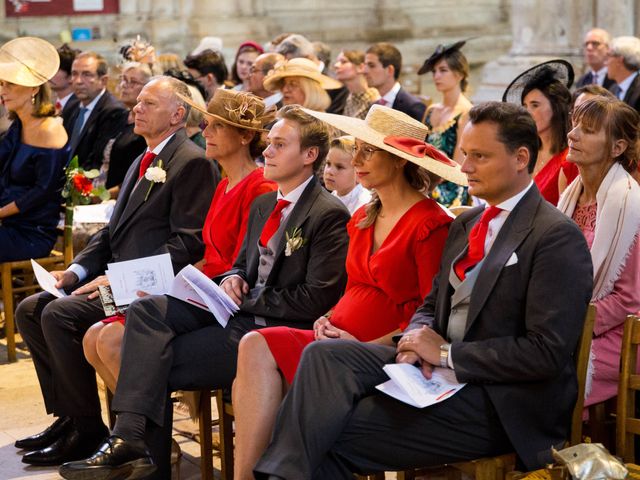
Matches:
[249,66,268,75]
[119,76,146,87]
[351,144,382,160]
[584,40,603,48]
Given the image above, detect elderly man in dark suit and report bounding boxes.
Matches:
[65,51,128,169]
[364,42,426,122]
[58,105,350,479]
[575,28,616,89]
[253,101,594,479]
[14,76,219,467]
[606,36,640,112]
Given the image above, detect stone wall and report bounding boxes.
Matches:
[0,0,512,99]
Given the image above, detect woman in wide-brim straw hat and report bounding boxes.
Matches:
[0,36,69,261]
[263,57,342,111]
[232,104,459,480]
[83,88,278,397]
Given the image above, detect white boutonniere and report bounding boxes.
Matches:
[285,227,307,256]
[144,159,166,201]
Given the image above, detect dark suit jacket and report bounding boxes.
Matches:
[575,71,616,90]
[66,90,128,170]
[219,177,350,327]
[618,73,640,112]
[73,128,220,279]
[61,94,80,132]
[392,87,427,122]
[406,185,593,470]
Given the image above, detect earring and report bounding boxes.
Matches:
[31,95,35,105]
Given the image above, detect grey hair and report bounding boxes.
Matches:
[276,34,315,59]
[121,62,153,82]
[611,36,640,71]
[149,75,192,124]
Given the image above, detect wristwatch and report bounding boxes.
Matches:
[439,343,451,368]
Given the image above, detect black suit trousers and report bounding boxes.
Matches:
[16,291,106,417]
[112,294,259,427]
[254,340,512,480]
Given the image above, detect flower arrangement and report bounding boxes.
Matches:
[61,156,110,248]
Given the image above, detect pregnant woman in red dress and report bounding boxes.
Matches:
[232,105,466,480]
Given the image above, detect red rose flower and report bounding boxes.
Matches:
[72,173,93,195]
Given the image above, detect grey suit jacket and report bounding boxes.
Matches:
[406,185,593,470]
[218,177,350,327]
[73,128,220,279]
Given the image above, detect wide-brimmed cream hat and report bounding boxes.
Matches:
[303,105,467,186]
[0,37,59,87]
[178,88,276,131]
[264,58,342,92]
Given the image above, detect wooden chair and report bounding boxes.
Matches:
[396,304,596,480]
[196,389,232,480]
[615,314,640,463]
[1,225,73,362]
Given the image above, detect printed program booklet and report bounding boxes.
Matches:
[376,363,466,408]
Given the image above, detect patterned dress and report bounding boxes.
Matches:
[425,109,471,208]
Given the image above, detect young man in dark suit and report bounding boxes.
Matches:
[66,51,128,170]
[15,77,219,467]
[253,101,594,479]
[59,105,351,479]
[364,42,426,122]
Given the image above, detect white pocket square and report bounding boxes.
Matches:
[505,252,518,267]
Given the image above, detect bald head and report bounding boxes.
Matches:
[583,28,611,71]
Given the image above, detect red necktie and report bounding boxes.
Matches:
[260,199,291,246]
[138,151,157,179]
[454,206,502,280]
[376,98,388,106]
[55,100,62,114]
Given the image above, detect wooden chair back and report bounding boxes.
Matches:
[571,303,596,445]
[616,314,640,462]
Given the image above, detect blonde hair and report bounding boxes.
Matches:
[297,76,331,112]
[330,135,355,154]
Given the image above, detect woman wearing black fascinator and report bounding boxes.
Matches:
[418,40,473,207]
[502,60,579,205]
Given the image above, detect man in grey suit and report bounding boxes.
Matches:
[253,101,593,479]
[15,76,219,467]
[59,105,350,480]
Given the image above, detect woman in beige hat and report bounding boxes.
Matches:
[0,36,68,261]
[232,104,463,480]
[263,57,342,111]
[83,88,277,396]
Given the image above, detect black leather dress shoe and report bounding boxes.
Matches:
[22,426,108,467]
[58,436,156,480]
[15,416,72,451]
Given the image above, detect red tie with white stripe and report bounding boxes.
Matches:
[454,206,502,280]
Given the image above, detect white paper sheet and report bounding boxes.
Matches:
[30,259,67,298]
[168,264,239,327]
[376,364,465,408]
[106,253,174,306]
[73,201,115,224]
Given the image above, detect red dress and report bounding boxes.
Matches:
[534,148,579,206]
[259,198,452,383]
[102,168,276,325]
[201,168,276,277]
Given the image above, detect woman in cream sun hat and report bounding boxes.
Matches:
[83,88,277,397]
[231,104,457,480]
[263,57,342,111]
[304,104,467,186]
[0,36,69,261]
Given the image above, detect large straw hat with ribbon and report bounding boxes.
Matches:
[263,58,342,92]
[303,105,467,185]
[0,37,59,87]
[178,88,276,131]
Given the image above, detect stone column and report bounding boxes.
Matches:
[474,0,635,102]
